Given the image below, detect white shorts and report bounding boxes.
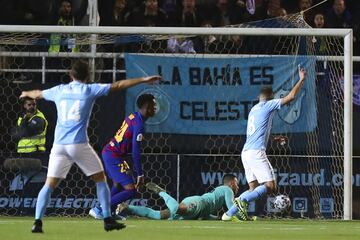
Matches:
[241,149,275,184]
[47,143,104,178]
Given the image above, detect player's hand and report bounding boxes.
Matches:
[143,75,161,84]
[298,64,306,81]
[273,135,288,146]
[19,91,28,99]
[135,175,144,191]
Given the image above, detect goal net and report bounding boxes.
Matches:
[0,13,352,219]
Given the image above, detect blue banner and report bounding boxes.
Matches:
[125,53,317,135]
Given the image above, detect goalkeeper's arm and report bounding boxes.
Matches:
[281,65,306,105]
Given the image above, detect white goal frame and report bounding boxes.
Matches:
[0,25,353,220]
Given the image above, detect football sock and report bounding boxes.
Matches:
[239,190,250,199]
[128,205,161,220]
[111,189,136,212]
[96,181,111,218]
[35,184,53,220]
[159,192,179,216]
[226,186,267,217]
[240,185,267,203]
[226,205,239,217]
[111,185,122,196]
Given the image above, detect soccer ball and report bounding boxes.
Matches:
[273,195,291,211]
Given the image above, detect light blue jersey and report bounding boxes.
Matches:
[243,99,282,151]
[42,81,111,144]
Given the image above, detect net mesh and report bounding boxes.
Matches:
[0,13,345,218]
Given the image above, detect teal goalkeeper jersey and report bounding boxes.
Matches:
[200,185,234,215]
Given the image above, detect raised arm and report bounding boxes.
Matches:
[19,90,43,100]
[110,75,161,93]
[281,65,306,105]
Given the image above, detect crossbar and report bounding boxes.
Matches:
[0,25,351,37]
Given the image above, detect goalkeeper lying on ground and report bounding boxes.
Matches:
[117,173,241,220]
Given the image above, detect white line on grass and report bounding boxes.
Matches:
[0,220,29,224]
[143,225,307,231]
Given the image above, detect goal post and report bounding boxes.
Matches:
[0,23,353,219]
[343,30,353,221]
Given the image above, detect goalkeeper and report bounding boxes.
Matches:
[117,174,241,220]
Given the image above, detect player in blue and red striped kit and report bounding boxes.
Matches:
[89,93,156,219]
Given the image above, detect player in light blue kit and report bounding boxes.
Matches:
[117,174,239,220]
[20,60,160,233]
[222,65,306,221]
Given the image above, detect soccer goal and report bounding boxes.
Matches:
[0,13,353,220]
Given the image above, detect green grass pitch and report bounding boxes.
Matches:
[0,217,359,240]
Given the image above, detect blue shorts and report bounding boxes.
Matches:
[102,147,134,186]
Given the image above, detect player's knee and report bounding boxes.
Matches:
[90,171,106,182]
[45,177,61,189]
[248,180,259,191]
[128,189,137,198]
[123,183,136,190]
[264,181,277,193]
